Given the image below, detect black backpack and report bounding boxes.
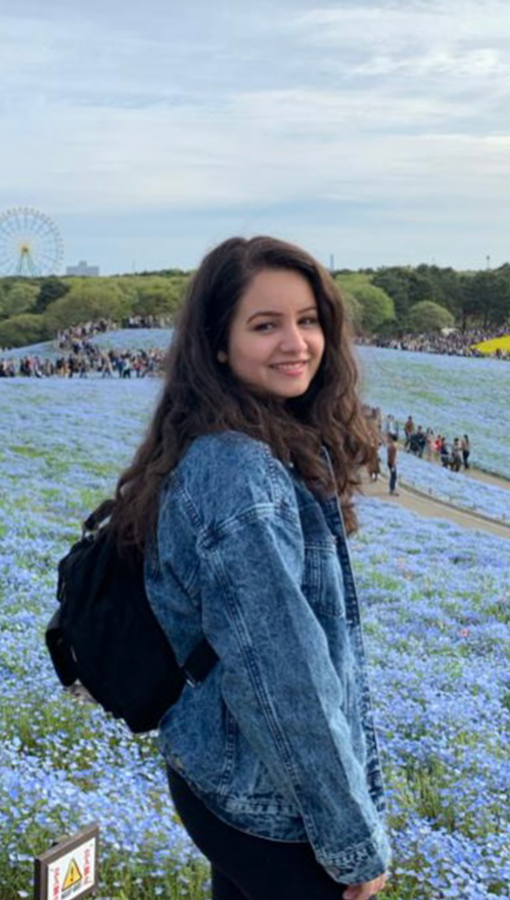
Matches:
[45,500,218,734]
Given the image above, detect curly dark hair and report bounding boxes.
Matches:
[111,235,374,547]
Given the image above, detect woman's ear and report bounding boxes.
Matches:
[217,350,228,363]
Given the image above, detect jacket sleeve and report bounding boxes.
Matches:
[195,490,391,884]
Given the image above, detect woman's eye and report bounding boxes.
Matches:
[253,316,319,332]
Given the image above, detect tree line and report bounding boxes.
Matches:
[0,272,190,348]
[334,264,510,336]
[1,262,510,349]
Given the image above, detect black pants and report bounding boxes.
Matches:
[167,767,349,900]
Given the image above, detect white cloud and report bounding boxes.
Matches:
[2,0,510,270]
[298,0,510,47]
[294,1,510,123]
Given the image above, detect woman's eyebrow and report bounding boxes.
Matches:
[246,305,317,323]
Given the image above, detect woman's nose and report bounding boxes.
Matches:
[279,323,307,352]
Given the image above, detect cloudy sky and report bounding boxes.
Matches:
[2,0,510,274]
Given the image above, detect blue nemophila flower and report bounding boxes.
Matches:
[384,449,510,522]
[359,344,510,478]
[1,354,509,898]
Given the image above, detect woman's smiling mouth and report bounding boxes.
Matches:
[270,360,309,375]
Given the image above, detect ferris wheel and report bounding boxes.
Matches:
[0,207,64,277]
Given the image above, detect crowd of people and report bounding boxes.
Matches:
[0,317,173,378]
[397,415,470,471]
[55,315,173,352]
[0,345,166,378]
[55,318,114,351]
[364,407,472,495]
[357,325,510,359]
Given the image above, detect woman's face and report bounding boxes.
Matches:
[223,268,325,400]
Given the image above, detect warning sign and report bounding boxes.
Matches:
[49,843,92,900]
[63,857,82,891]
[34,825,99,900]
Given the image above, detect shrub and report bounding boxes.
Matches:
[44,282,133,331]
[0,314,51,349]
[335,275,395,333]
[0,282,39,319]
[405,301,455,334]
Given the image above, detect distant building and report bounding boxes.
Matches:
[65,260,100,277]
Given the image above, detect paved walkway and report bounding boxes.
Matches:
[363,463,510,541]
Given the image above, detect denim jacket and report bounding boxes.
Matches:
[144,432,391,885]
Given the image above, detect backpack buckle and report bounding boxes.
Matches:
[184,671,200,688]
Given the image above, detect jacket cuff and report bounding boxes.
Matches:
[319,825,391,885]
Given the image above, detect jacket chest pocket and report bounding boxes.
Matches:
[302,540,346,618]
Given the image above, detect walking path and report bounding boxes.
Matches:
[363,464,510,541]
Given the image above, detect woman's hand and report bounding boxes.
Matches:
[343,872,388,900]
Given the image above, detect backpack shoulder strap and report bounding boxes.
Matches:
[83,499,116,534]
[183,638,218,687]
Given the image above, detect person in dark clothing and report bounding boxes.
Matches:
[415,426,427,459]
[387,437,398,495]
[439,438,450,468]
[461,435,471,469]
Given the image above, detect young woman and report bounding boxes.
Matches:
[112,237,391,900]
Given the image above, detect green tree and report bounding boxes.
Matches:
[335,274,395,333]
[132,276,189,317]
[408,269,436,306]
[372,267,411,320]
[341,291,363,332]
[489,269,510,326]
[405,301,455,333]
[433,267,462,319]
[458,272,510,329]
[373,265,463,324]
[0,313,51,349]
[457,275,480,330]
[35,276,70,313]
[44,280,132,331]
[414,264,463,318]
[331,281,363,331]
[0,281,39,319]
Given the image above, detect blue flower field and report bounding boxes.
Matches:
[1,347,509,899]
[0,379,208,900]
[386,451,510,524]
[358,345,510,479]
